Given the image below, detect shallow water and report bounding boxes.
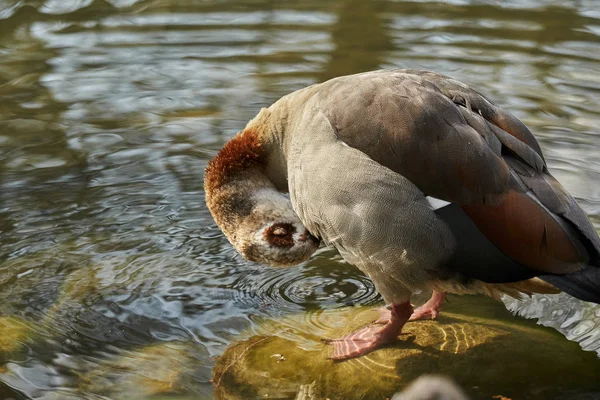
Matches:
[0,0,599,399]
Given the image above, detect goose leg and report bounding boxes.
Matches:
[373,291,446,325]
[409,290,446,321]
[324,302,413,360]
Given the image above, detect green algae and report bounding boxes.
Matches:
[0,317,34,361]
[213,306,600,400]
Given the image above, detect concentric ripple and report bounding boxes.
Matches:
[233,262,381,315]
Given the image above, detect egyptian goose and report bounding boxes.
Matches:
[204,70,600,360]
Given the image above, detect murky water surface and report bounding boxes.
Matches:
[1,1,600,399]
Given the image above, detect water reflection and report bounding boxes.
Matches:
[319,0,392,80]
[0,0,599,399]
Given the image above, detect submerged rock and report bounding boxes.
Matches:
[213,304,600,400]
[78,342,212,399]
[0,247,92,316]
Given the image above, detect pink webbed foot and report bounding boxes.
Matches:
[409,291,446,321]
[324,303,413,360]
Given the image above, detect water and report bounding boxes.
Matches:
[0,0,599,399]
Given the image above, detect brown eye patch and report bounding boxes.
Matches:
[264,222,296,248]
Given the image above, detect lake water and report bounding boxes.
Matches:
[1,1,599,399]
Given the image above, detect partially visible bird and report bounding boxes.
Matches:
[204,70,600,360]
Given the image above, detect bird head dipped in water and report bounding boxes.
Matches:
[204,126,319,267]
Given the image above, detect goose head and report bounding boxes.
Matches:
[204,128,320,267]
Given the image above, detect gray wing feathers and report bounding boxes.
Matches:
[317,72,512,206]
[401,69,545,160]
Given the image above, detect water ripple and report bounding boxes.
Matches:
[1,0,600,398]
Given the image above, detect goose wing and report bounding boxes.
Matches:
[315,70,600,276]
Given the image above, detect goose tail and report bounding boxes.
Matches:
[540,267,600,304]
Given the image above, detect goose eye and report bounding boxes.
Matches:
[264,222,296,248]
[272,227,288,237]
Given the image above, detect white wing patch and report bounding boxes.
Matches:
[426,196,451,210]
